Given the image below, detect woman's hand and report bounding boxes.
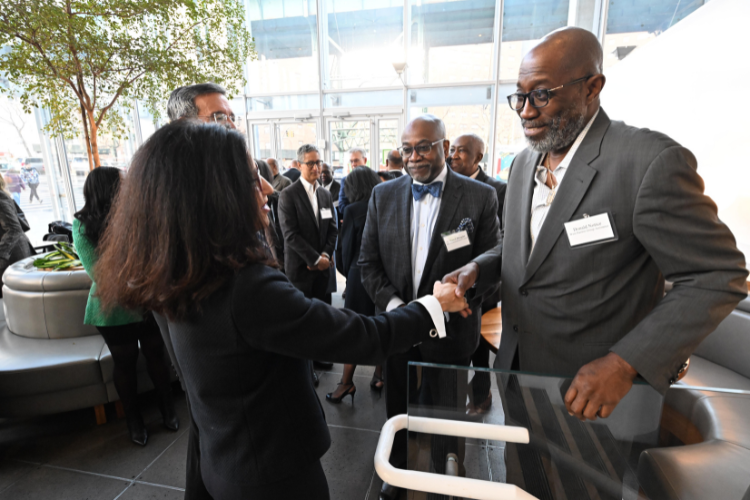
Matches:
[433,281,472,314]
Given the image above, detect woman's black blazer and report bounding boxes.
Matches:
[167,263,436,499]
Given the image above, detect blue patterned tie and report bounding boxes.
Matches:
[412,182,443,201]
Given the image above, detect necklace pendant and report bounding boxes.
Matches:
[546,190,556,206]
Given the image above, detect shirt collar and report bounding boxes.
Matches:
[300,176,318,193]
[412,164,448,186]
[469,169,481,180]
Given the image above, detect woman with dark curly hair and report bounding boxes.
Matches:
[93,120,466,500]
[73,167,178,446]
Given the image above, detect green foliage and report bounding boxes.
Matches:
[0,0,255,160]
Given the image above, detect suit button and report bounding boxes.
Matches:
[429,329,438,338]
[520,289,528,296]
[513,325,519,332]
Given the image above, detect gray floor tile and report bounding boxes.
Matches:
[136,433,187,489]
[0,459,38,495]
[316,372,388,432]
[116,482,184,500]
[0,465,128,500]
[322,425,380,500]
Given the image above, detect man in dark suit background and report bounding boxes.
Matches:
[279,144,339,382]
[268,157,292,193]
[445,27,747,422]
[279,144,338,302]
[319,162,340,208]
[385,149,404,177]
[359,114,502,500]
[448,133,507,414]
[283,159,301,182]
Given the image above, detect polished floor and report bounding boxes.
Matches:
[0,276,399,499]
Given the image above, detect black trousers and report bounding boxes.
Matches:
[385,346,471,471]
[28,183,40,202]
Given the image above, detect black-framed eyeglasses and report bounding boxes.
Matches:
[198,111,236,124]
[507,75,593,111]
[302,160,323,168]
[398,139,444,158]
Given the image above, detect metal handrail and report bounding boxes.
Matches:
[374,415,539,500]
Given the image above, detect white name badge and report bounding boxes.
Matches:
[564,213,616,247]
[442,230,471,252]
[320,208,333,219]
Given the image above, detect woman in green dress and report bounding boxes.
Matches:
[73,167,177,446]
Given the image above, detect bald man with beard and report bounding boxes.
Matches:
[444,27,747,422]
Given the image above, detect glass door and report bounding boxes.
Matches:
[276,122,318,171]
[326,115,401,172]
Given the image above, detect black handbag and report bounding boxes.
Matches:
[14,201,30,232]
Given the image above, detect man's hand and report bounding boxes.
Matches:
[433,281,471,314]
[307,255,331,271]
[564,352,638,421]
[441,262,479,318]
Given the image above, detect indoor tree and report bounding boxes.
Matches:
[0,0,255,169]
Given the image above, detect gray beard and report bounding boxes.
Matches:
[523,105,588,153]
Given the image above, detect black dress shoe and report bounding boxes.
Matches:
[380,481,401,500]
[313,361,334,370]
[127,417,148,446]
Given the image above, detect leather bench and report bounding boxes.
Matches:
[639,297,750,499]
[0,256,161,421]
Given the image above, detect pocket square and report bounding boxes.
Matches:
[457,218,474,234]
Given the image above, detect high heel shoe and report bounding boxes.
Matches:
[326,383,356,404]
[126,416,148,446]
[370,374,384,393]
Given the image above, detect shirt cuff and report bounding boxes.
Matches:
[386,296,406,312]
[314,256,321,266]
[413,295,447,338]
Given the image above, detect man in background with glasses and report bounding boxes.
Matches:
[445,27,747,422]
[167,82,237,130]
[359,114,502,500]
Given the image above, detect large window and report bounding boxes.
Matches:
[323,0,404,89]
[603,0,705,71]
[408,0,496,85]
[246,0,320,94]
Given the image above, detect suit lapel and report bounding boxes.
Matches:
[316,188,326,246]
[396,177,414,299]
[521,110,611,287]
[420,168,462,292]
[520,152,542,265]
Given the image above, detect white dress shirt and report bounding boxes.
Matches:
[387,164,448,313]
[300,176,319,226]
[469,168,480,180]
[530,110,599,251]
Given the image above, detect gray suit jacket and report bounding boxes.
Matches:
[359,167,502,362]
[498,109,748,393]
[278,180,338,295]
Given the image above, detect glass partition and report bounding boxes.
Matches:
[277,122,317,169]
[404,362,750,500]
[328,120,371,169]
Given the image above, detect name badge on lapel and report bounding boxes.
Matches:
[320,208,333,219]
[442,230,470,252]
[564,212,618,247]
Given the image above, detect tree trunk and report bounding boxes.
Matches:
[86,109,100,169]
[80,104,94,172]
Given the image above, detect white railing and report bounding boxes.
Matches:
[374,414,538,500]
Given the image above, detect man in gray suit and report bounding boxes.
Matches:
[446,27,748,422]
[359,114,502,499]
[449,133,507,413]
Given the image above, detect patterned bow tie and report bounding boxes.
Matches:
[412,181,443,201]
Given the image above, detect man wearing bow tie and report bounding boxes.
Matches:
[359,114,502,500]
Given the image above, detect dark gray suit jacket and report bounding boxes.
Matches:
[498,109,748,393]
[359,167,502,362]
[278,180,338,295]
